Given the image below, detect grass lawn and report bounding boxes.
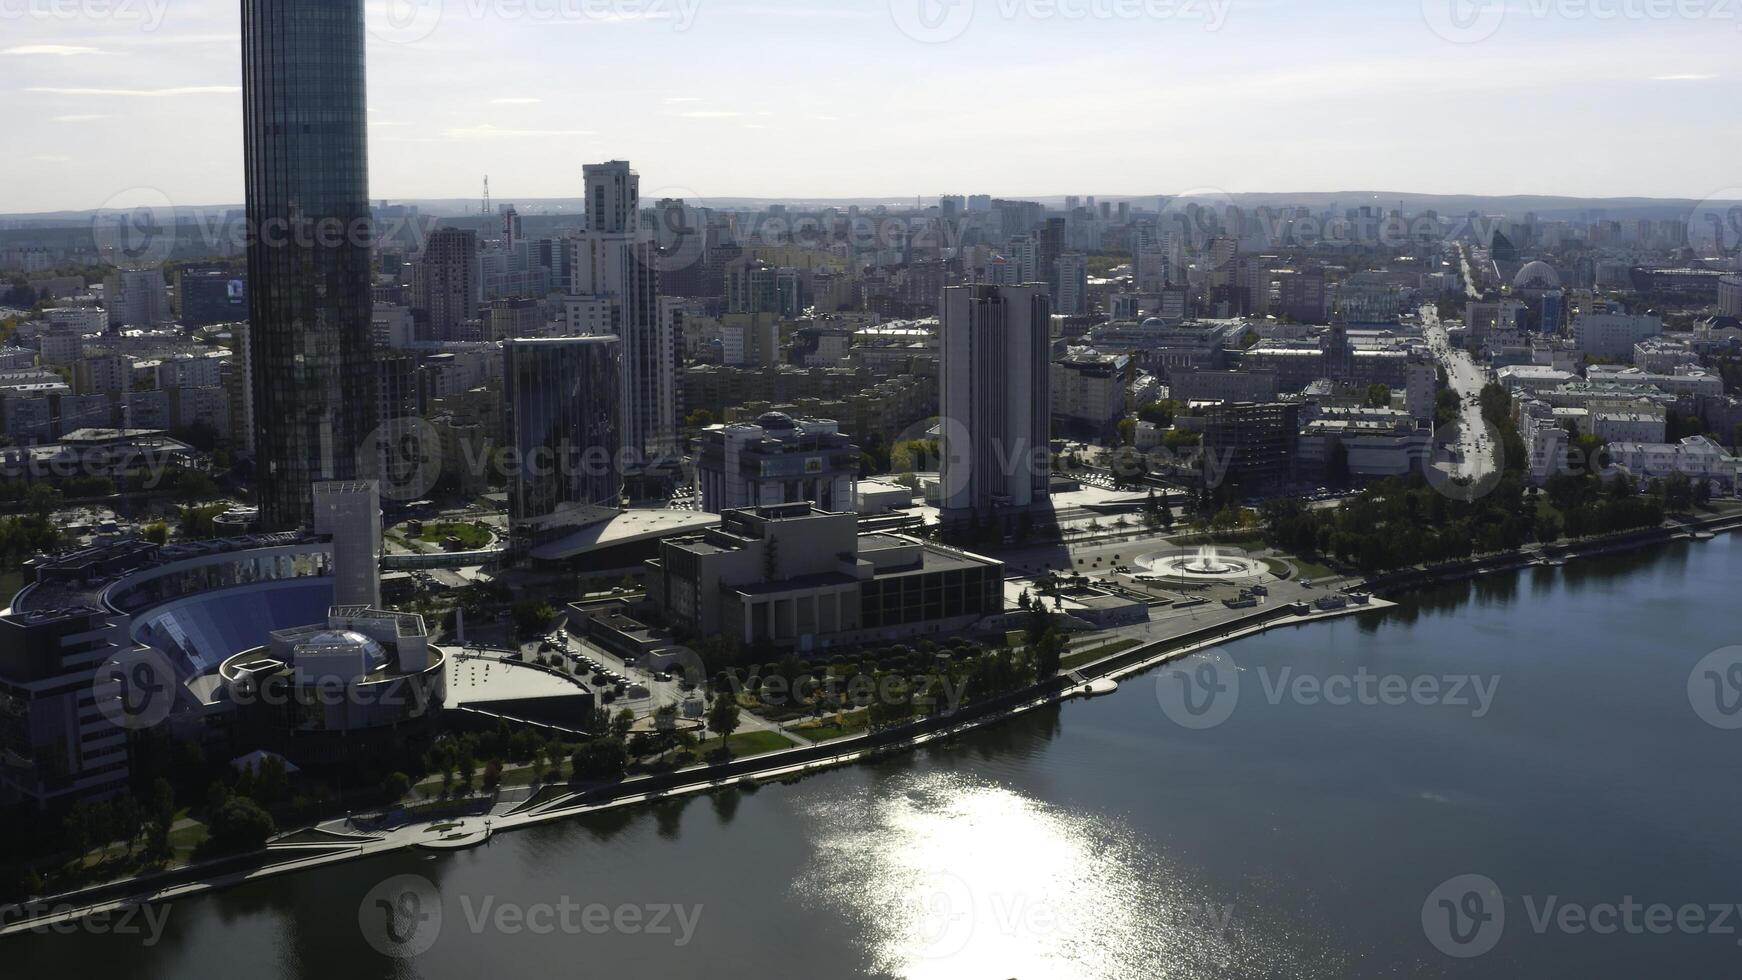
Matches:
[791,710,871,742]
[692,730,793,759]
[417,522,493,549]
[1279,554,1338,580]
[1061,638,1142,671]
[167,823,208,862]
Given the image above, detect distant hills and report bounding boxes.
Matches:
[4,191,1737,228]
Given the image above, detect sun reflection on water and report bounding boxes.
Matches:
[793,770,1270,980]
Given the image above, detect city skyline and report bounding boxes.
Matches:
[3,0,1742,972]
[5,0,1741,214]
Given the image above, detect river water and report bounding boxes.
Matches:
[11,536,1740,978]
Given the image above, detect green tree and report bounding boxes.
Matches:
[570,739,628,781]
[706,696,742,751]
[143,521,170,545]
[207,798,276,853]
[611,707,636,740]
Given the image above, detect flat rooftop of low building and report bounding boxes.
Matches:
[445,655,589,709]
[528,508,717,561]
[857,533,916,552]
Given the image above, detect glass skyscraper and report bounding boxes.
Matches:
[241,0,378,531]
[503,336,623,548]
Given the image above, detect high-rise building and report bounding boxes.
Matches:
[584,160,638,235]
[0,607,143,805]
[224,320,255,458]
[414,227,480,341]
[242,0,378,530]
[177,265,248,326]
[1055,252,1088,315]
[486,296,544,342]
[1038,217,1065,299]
[939,284,1052,521]
[503,336,622,547]
[104,267,170,327]
[1406,358,1437,423]
[566,161,670,463]
[312,480,382,607]
[1278,269,1329,324]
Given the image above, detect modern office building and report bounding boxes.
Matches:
[311,480,381,608]
[1278,270,1329,324]
[103,267,171,328]
[0,606,140,805]
[939,284,1052,522]
[503,336,622,547]
[177,266,248,326]
[414,228,480,341]
[696,413,860,514]
[241,0,378,531]
[1055,252,1089,315]
[567,161,672,462]
[646,503,1005,650]
[1202,402,1299,494]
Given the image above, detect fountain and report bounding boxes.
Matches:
[1135,544,1266,581]
[1184,545,1240,575]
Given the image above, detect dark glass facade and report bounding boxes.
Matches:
[178,267,248,326]
[503,337,622,546]
[241,0,377,530]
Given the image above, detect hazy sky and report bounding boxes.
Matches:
[4,0,1740,214]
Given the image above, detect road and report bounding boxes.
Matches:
[1422,304,1501,489]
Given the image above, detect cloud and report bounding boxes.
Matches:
[1650,73,1717,81]
[490,97,542,104]
[438,124,596,140]
[52,114,109,122]
[33,155,73,163]
[4,45,104,56]
[663,97,701,104]
[680,111,739,118]
[27,86,240,97]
